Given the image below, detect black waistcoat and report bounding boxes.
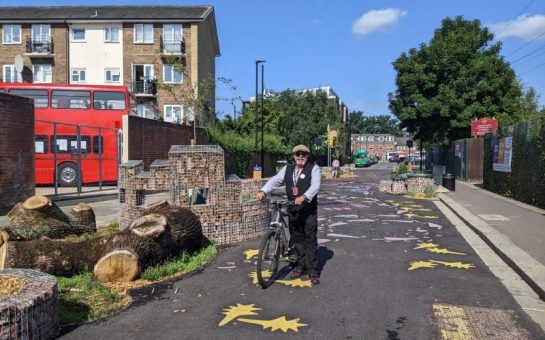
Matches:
[284,161,318,214]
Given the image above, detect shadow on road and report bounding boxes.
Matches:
[317,246,334,273]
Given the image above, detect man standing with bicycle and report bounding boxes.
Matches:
[257,144,321,284]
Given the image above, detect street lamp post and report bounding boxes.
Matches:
[260,63,265,172]
[255,59,266,170]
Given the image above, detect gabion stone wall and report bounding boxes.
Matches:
[118,145,270,245]
[0,269,58,340]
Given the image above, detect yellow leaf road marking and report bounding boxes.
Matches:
[243,249,259,260]
[238,316,308,333]
[218,304,262,327]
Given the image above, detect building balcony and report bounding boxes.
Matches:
[25,36,54,57]
[131,80,157,97]
[160,37,186,56]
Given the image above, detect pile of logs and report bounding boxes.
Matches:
[0,196,204,282]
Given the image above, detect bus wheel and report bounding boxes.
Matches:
[58,163,79,187]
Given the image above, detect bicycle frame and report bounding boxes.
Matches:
[269,201,291,255]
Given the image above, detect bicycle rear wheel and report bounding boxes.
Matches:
[257,230,281,288]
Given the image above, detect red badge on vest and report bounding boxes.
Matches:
[292,186,299,196]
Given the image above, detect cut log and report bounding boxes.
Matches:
[68,203,97,232]
[94,250,140,282]
[1,203,204,282]
[6,195,96,240]
[130,214,167,239]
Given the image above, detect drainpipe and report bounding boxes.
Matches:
[64,19,69,83]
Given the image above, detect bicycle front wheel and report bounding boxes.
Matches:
[257,230,281,288]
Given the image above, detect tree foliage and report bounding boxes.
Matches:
[350,111,402,136]
[388,16,523,144]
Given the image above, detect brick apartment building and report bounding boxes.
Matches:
[0,5,220,125]
[351,134,418,159]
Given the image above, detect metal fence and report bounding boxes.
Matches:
[427,138,484,182]
[35,120,121,196]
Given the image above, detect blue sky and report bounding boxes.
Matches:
[9,1,545,118]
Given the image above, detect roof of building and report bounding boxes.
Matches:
[0,6,212,21]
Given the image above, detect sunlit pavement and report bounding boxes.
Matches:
[59,169,545,339]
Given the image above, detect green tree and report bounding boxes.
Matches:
[388,16,522,144]
[518,86,545,121]
[350,112,402,136]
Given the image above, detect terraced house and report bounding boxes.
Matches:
[0,5,220,125]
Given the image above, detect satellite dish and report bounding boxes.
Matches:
[14,55,24,73]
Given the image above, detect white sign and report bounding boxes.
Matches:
[35,141,44,153]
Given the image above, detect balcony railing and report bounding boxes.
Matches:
[160,36,186,55]
[26,35,54,55]
[131,79,157,96]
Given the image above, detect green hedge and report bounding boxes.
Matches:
[483,118,545,209]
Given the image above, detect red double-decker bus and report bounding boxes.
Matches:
[0,82,129,186]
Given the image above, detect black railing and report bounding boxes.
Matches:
[160,36,185,54]
[131,79,157,95]
[26,35,53,54]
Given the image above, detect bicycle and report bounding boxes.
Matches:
[256,199,297,288]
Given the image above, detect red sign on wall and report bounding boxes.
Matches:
[471,118,498,136]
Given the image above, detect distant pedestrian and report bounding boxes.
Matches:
[331,157,340,178]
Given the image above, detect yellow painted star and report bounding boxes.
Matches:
[218,304,262,327]
[431,260,475,270]
[243,249,259,260]
[276,278,313,288]
[426,248,467,256]
[248,271,272,285]
[408,260,438,270]
[413,243,440,250]
[238,316,308,333]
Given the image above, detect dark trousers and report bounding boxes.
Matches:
[289,212,318,275]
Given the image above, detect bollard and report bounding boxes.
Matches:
[442,173,455,191]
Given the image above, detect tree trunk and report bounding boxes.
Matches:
[0,203,204,282]
[5,196,96,241]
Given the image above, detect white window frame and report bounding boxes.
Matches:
[2,65,22,82]
[32,24,51,43]
[72,28,86,42]
[134,24,153,44]
[104,26,120,43]
[164,104,183,123]
[71,68,86,83]
[33,64,52,83]
[3,25,22,44]
[163,65,183,84]
[137,103,156,119]
[104,68,121,83]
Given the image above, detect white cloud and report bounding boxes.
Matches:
[488,14,545,41]
[352,8,407,39]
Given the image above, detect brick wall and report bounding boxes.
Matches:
[0,93,35,214]
[126,115,208,169]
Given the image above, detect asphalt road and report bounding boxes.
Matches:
[59,168,545,339]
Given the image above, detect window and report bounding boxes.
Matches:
[94,91,126,110]
[33,65,52,83]
[163,24,182,53]
[71,68,86,83]
[163,65,183,84]
[72,28,86,42]
[134,24,153,43]
[104,68,120,83]
[186,107,195,122]
[92,136,104,154]
[3,25,21,44]
[2,65,22,83]
[164,105,182,123]
[137,103,155,119]
[104,27,120,42]
[34,135,48,154]
[10,89,49,108]
[51,90,90,109]
[51,135,91,154]
[32,24,50,43]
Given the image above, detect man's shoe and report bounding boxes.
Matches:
[309,274,320,284]
[290,269,304,279]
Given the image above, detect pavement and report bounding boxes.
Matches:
[439,180,545,301]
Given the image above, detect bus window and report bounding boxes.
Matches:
[92,136,104,154]
[10,89,49,108]
[51,135,91,153]
[51,90,91,109]
[0,89,6,93]
[94,91,126,110]
[35,135,49,154]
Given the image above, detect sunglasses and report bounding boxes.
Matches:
[293,152,309,157]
